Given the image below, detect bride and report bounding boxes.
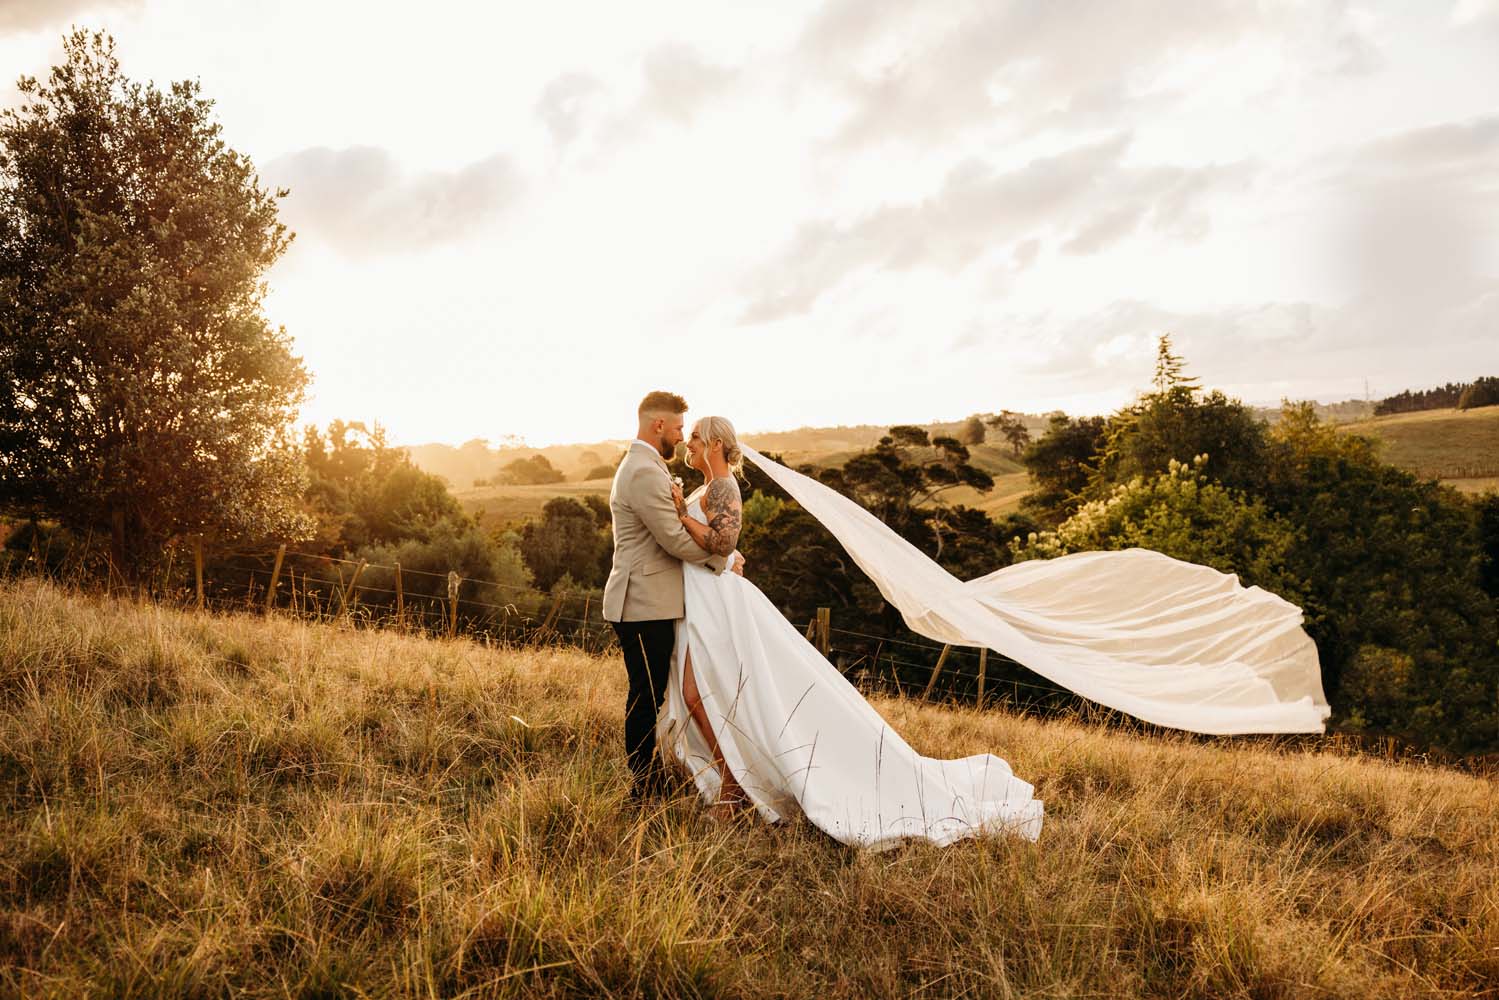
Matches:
[655,415,1045,849]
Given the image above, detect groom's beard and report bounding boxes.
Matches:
[657,439,674,460]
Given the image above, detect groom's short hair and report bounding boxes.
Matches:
[638,391,688,419]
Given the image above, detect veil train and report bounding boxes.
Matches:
[741,445,1330,735]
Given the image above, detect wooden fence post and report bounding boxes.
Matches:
[976,648,988,706]
[921,644,954,701]
[536,591,564,642]
[816,607,831,657]
[446,570,461,638]
[264,543,286,615]
[805,618,817,642]
[194,536,205,611]
[394,561,404,629]
[338,560,367,619]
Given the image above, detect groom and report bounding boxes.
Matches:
[603,391,740,801]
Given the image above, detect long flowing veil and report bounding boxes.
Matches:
[741,445,1330,735]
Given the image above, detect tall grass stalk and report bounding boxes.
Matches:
[1,578,1495,998]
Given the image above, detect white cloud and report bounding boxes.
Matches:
[739,135,1253,323]
[262,146,523,257]
[0,0,141,31]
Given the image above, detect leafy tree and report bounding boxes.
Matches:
[987,410,1031,457]
[1089,336,1268,498]
[496,454,565,485]
[1478,492,1499,599]
[1375,380,1477,415]
[1019,413,1107,524]
[583,464,615,481]
[519,496,609,591]
[1010,455,1308,605]
[357,521,533,625]
[1255,403,1498,748]
[1456,377,1499,411]
[958,415,987,445]
[0,31,310,577]
[301,420,466,554]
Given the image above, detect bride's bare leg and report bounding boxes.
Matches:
[682,647,748,810]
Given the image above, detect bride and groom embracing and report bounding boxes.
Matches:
[603,391,1045,850]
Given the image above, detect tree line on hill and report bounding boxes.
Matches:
[2,33,1496,755]
[1374,377,1499,416]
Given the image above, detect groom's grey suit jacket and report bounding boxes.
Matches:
[603,441,725,623]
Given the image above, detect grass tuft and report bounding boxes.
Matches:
[1,576,1495,998]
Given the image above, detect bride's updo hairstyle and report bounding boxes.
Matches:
[694,415,744,475]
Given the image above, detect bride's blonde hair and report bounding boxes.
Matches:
[694,415,743,475]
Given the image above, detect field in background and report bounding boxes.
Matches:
[442,406,1499,528]
[457,478,614,526]
[2,578,1495,998]
[1339,406,1499,489]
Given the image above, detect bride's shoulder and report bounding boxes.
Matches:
[704,475,741,506]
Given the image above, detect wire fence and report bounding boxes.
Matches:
[1,533,1069,708]
[8,529,1496,773]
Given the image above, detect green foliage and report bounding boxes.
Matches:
[1376,377,1494,415]
[0,31,310,576]
[1478,492,1499,598]
[496,454,565,485]
[1020,414,1107,524]
[958,415,987,445]
[742,430,1027,689]
[1456,376,1499,411]
[1010,456,1308,607]
[1256,404,1498,750]
[1090,339,1268,499]
[741,490,785,528]
[1008,369,1499,752]
[358,522,532,618]
[302,420,466,554]
[986,410,1031,457]
[519,497,610,592]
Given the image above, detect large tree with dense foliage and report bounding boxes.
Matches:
[301,420,470,555]
[519,496,610,592]
[0,31,309,578]
[1088,336,1268,500]
[1020,413,1107,524]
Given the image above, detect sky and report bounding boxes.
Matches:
[3,0,1498,447]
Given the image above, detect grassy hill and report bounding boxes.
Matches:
[457,478,615,527]
[1339,406,1499,494]
[2,578,1495,998]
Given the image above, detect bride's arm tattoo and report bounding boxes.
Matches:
[702,478,742,557]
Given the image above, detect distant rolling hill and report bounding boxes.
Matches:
[432,403,1499,528]
[1337,405,1499,494]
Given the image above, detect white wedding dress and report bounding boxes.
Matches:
[657,489,1046,850]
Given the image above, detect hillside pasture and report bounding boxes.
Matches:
[456,479,613,526]
[1,578,1495,998]
[1340,405,1499,487]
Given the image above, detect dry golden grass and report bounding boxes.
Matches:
[2,577,1496,999]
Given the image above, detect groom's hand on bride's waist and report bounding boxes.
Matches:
[731,552,745,576]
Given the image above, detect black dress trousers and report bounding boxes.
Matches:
[610,618,677,794]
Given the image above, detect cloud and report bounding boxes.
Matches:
[1359,115,1499,170]
[1323,115,1499,312]
[981,282,1498,409]
[535,73,607,148]
[536,43,740,157]
[262,146,522,256]
[637,43,738,124]
[739,135,1252,323]
[794,1,1278,150]
[0,0,142,32]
